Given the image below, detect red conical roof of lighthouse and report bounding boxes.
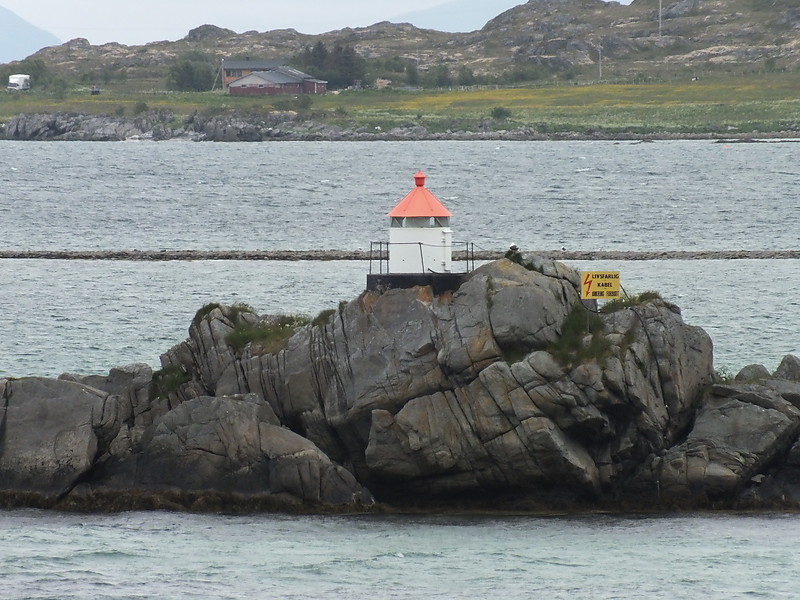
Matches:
[388,171,452,218]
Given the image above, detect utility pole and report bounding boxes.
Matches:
[211,58,223,91]
[598,45,602,81]
[659,0,663,37]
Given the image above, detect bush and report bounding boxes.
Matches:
[167,56,216,92]
[491,106,512,121]
[549,303,610,368]
[714,366,736,383]
[227,314,311,355]
[193,302,223,327]
[295,94,313,110]
[152,365,191,399]
[312,308,336,328]
[273,95,314,112]
[600,291,662,313]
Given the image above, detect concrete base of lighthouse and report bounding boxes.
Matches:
[366,273,466,295]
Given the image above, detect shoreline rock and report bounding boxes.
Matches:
[2,111,799,143]
[3,256,800,513]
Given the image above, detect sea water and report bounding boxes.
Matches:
[0,257,798,377]
[1,139,799,597]
[1,139,798,252]
[1,138,799,376]
[2,510,799,599]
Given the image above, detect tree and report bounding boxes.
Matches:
[167,55,215,91]
[325,44,366,88]
[406,62,419,86]
[457,66,475,86]
[424,65,451,88]
[294,41,366,89]
[1,59,49,90]
[498,64,547,85]
[310,41,328,70]
[19,59,47,81]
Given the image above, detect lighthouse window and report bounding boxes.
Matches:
[434,217,450,227]
[391,217,404,227]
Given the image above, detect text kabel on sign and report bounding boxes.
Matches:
[580,271,621,299]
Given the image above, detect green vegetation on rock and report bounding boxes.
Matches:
[312,308,337,328]
[227,314,311,355]
[550,303,612,368]
[600,291,663,313]
[151,365,191,399]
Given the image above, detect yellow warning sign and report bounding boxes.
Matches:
[581,271,621,300]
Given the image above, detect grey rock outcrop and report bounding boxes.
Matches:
[2,112,154,142]
[0,377,121,498]
[636,383,800,501]
[735,363,771,382]
[773,354,800,382]
[61,363,184,459]
[1,112,667,143]
[5,111,794,143]
[97,394,371,506]
[165,258,716,504]
[663,0,699,20]
[4,256,800,512]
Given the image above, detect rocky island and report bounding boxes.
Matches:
[2,255,800,513]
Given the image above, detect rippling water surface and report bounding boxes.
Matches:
[3,510,800,600]
[1,256,797,377]
[2,139,799,252]
[1,139,798,376]
[2,140,799,598]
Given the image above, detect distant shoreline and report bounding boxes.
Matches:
[2,111,800,143]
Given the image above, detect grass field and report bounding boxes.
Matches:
[2,74,799,135]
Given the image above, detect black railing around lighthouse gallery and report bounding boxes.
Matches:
[366,241,476,294]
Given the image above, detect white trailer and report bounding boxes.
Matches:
[7,74,31,91]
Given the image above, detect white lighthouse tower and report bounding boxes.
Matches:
[387,171,453,273]
[367,171,468,295]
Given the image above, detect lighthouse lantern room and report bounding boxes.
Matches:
[387,170,453,273]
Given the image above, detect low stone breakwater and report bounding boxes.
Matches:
[1,249,800,261]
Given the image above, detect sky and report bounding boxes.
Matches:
[0,1,511,45]
[0,0,631,46]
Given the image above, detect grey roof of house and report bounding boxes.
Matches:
[223,59,283,71]
[273,65,327,84]
[250,70,301,85]
[231,68,327,86]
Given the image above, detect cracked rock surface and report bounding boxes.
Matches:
[4,257,800,511]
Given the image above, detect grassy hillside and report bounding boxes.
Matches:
[2,73,798,136]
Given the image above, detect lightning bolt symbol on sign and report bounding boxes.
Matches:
[583,272,593,295]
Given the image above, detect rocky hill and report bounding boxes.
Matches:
[12,0,800,85]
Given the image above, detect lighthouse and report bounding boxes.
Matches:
[388,170,453,273]
[367,171,470,294]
